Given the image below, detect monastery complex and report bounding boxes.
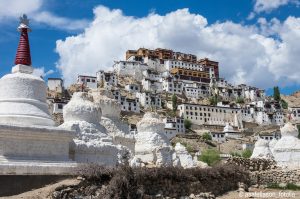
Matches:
[0,15,299,197]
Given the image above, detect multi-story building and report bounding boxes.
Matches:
[210,132,226,143]
[112,90,140,113]
[198,58,219,79]
[288,106,300,122]
[162,77,183,95]
[142,78,163,93]
[47,78,64,93]
[47,98,68,114]
[170,68,210,84]
[126,48,195,62]
[183,82,210,99]
[142,69,162,81]
[113,60,148,80]
[136,92,162,109]
[258,130,281,141]
[125,84,140,93]
[164,60,204,71]
[163,117,186,139]
[96,70,118,87]
[77,75,97,89]
[178,103,239,127]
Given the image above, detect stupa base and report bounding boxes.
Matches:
[0,159,77,175]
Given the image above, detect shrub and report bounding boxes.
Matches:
[199,149,221,166]
[209,95,220,106]
[202,132,212,141]
[242,149,252,158]
[230,151,242,157]
[66,163,250,198]
[184,119,192,130]
[236,97,244,104]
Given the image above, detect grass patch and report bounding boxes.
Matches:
[267,183,300,191]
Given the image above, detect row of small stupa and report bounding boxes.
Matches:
[0,15,203,174]
[251,123,300,169]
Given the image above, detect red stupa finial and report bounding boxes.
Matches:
[15,14,31,66]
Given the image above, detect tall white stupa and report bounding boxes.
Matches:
[0,15,75,174]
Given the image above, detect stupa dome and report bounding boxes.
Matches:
[223,123,235,132]
[251,139,274,159]
[91,90,121,119]
[63,92,101,124]
[280,122,298,137]
[136,112,165,133]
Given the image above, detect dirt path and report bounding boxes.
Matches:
[0,178,80,199]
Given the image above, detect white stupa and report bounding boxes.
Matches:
[91,90,135,153]
[250,139,274,160]
[0,15,75,174]
[272,123,300,169]
[60,92,126,165]
[135,112,173,166]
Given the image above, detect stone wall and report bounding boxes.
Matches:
[226,157,277,172]
[250,169,300,185]
[226,157,300,185]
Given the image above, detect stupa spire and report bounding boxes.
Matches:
[15,14,31,66]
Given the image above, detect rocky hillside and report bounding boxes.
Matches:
[281,91,300,107]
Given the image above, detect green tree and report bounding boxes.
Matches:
[236,97,244,104]
[202,132,212,141]
[184,119,192,130]
[242,149,253,158]
[273,86,281,101]
[209,95,219,106]
[281,99,288,109]
[198,149,220,166]
[172,94,178,113]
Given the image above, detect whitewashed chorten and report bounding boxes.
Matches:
[0,15,75,174]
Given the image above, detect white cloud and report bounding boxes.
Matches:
[32,67,54,78]
[0,0,42,18]
[254,0,299,13]
[0,0,88,31]
[33,11,89,31]
[55,6,300,90]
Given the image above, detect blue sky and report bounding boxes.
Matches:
[0,0,300,95]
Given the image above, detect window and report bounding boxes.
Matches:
[58,104,63,109]
[87,79,90,82]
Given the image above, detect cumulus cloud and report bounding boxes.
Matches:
[55,6,300,90]
[254,0,299,13]
[32,67,54,78]
[0,0,88,31]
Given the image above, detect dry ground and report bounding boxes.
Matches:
[1,179,299,199]
[0,178,80,199]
